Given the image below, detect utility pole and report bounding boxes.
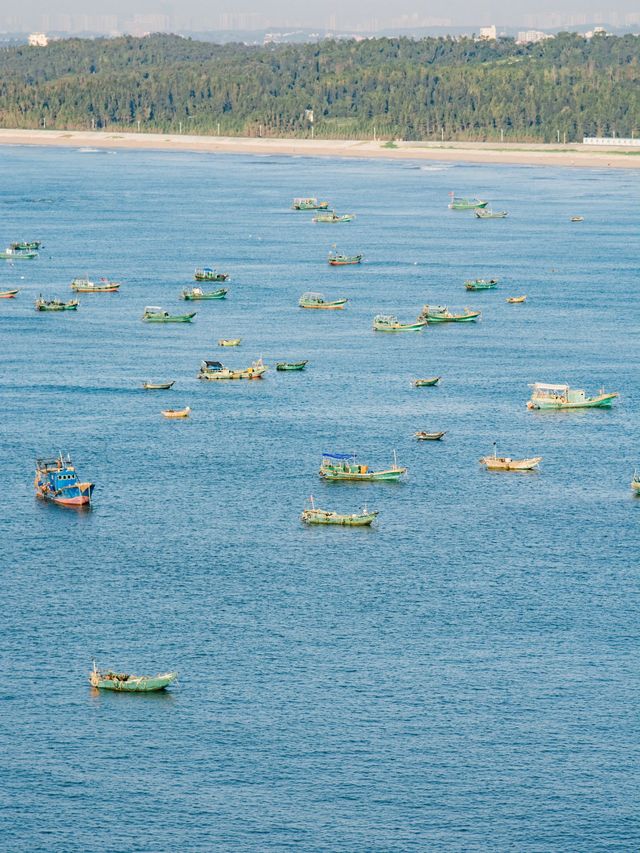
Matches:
[179,121,182,134]
[137,120,140,132]
[563,132,566,144]
[556,128,560,143]
[373,125,377,142]
[500,128,504,142]
[92,117,95,130]
[217,121,220,136]
[441,127,444,142]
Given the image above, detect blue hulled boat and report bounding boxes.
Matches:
[34,454,95,507]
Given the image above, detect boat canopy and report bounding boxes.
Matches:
[202,360,223,369]
[144,306,163,312]
[530,383,569,392]
[322,452,356,460]
[301,292,322,300]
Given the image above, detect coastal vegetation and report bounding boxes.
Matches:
[0,32,639,141]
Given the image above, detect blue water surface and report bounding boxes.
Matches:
[0,145,639,851]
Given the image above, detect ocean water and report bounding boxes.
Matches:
[0,145,639,851]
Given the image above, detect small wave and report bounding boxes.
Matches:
[420,164,454,171]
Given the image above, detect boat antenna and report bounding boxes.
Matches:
[493,441,497,458]
[393,448,398,468]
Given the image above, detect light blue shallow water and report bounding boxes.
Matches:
[0,146,639,851]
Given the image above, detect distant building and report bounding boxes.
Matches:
[585,26,607,38]
[479,25,497,40]
[28,32,48,46]
[516,30,554,44]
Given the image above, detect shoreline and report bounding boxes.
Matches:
[0,128,639,169]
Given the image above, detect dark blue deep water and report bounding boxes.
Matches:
[1,145,639,851]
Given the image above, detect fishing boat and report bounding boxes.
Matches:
[218,338,241,347]
[448,192,488,210]
[415,431,446,441]
[10,240,42,251]
[198,358,267,380]
[71,277,120,293]
[373,315,427,332]
[0,246,38,259]
[34,454,94,506]
[276,361,308,371]
[142,380,175,390]
[292,197,329,210]
[319,452,407,482]
[194,267,229,282]
[182,286,227,300]
[35,296,79,311]
[506,295,527,304]
[161,406,191,419]
[0,289,19,298]
[142,306,196,323]
[475,209,508,219]
[479,445,542,471]
[90,663,177,692]
[631,471,640,495]
[413,377,440,387]
[328,252,363,266]
[527,383,618,410]
[571,216,584,222]
[299,292,347,309]
[313,210,355,223]
[300,496,378,526]
[418,305,481,323]
[464,279,499,291]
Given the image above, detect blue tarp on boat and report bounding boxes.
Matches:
[322,452,355,460]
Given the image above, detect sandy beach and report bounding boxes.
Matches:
[0,127,639,169]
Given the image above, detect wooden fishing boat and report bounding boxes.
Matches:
[373,314,426,332]
[218,338,241,347]
[300,496,378,526]
[464,279,498,291]
[527,383,618,410]
[71,277,120,293]
[142,380,175,390]
[292,197,329,210]
[276,361,308,371]
[34,454,94,506]
[319,452,407,482]
[161,406,191,418]
[419,305,481,323]
[448,192,488,210]
[570,216,584,222]
[0,289,19,298]
[328,252,363,266]
[475,209,508,219]
[479,446,542,471]
[299,292,347,309]
[1,246,37,259]
[10,240,42,251]
[182,287,228,300]
[506,295,527,304]
[313,210,355,223]
[90,663,177,692]
[631,472,640,495]
[142,306,196,323]
[198,358,267,381]
[415,431,446,441]
[413,377,440,387]
[35,296,79,311]
[194,267,229,282]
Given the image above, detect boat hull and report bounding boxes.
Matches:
[425,313,480,322]
[301,510,378,526]
[415,432,445,440]
[320,467,407,482]
[199,367,267,380]
[90,672,177,691]
[0,289,19,298]
[527,394,618,410]
[36,483,94,505]
[276,362,308,371]
[414,378,440,387]
[373,322,426,332]
[480,456,542,471]
[142,381,175,390]
[183,290,227,300]
[143,314,196,322]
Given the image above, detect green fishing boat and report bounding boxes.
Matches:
[182,287,228,300]
[328,252,363,266]
[299,292,347,309]
[373,314,427,332]
[276,361,308,371]
[448,192,488,210]
[301,496,378,526]
[475,209,508,219]
[413,377,441,387]
[313,210,355,223]
[319,452,407,482]
[419,305,481,323]
[292,197,329,210]
[194,267,229,282]
[142,306,196,323]
[10,240,42,251]
[35,296,79,311]
[631,471,640,495]
[90,663,177,692]
[1,246,37,259]
[527,383,618,410]
[465,279,499,291]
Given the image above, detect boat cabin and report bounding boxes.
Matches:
[529,383,573,404]
[201,360,224,372]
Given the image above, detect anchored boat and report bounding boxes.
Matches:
[301,496,378,526]
[313,210,355,223]
[506,295,527,304]
[319,452,407,482]
[632,471,640,495]
[571,216,584,222]
[218,338,241,347]
[465,279,498,291]
[448,192,488,210]
[161,407,191,419]
[0,246,37,259]
[35,296,79,311]
[198,358,267,380]
[299,292,347,309]
[373,314,426,332]
[475,208,508,219]
[419,305,481,323]
[276,361,308,371]
[90,663,177,692]
[328,252,363,266]
[71,278,120,293]
[413,377,440,387]
[182,286,227,300]
[479,445,542,471]
[142,306,196,322]
[527,383,618,410]
[10,240,42,251]
[0,289,19,298]
[194,267,229,282]
[415,431,446,441]
[292,197,329,210]
[34,454,94,507]
[142,380,175,390]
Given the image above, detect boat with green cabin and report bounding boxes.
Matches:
[194,267,229,282]
[299,292,347,309]
[301,496,378,526]
[35,296,79,311]
[448,192,488,210]
[319,452,407,482]
[328,251,363,266]
[527,383,618,410]
[276,361,308,371]
[419,305,481,323]
[292,197,329,210]
[182,287,228,300]
[142,306,196,323]
[90,663,177,692]
[373,314,426,332]
[464,279,499,291]
[1,246,38,259]
[10,241,42,251]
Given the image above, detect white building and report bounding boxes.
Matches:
[516,30,554,44]
[28,32,49,46]
[479,25,497,40]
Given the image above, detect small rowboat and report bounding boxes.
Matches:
[480,453,542,471]
[161,406,191,419]
[0,289,19,298]
[276,361,308,371]
[90,663,177,692]
[143,306,196,322]
[413,377,440,387]
[218,338,241,346]
[506,295,527,304]
[301,496,378,526]
[142,381,175,390]
[570,216,584,222]
[475,209,508,219]
[182,287,227,300]
[464,279,498,291]
[415,431,446,441]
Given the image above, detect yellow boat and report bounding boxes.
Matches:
[479,445,542,471]
[161,406,191,419]
[506,295,527,304]
[218,338,241,346]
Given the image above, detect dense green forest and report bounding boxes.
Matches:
[1,33,639,141]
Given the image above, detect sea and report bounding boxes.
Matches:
[0,144,638,852]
